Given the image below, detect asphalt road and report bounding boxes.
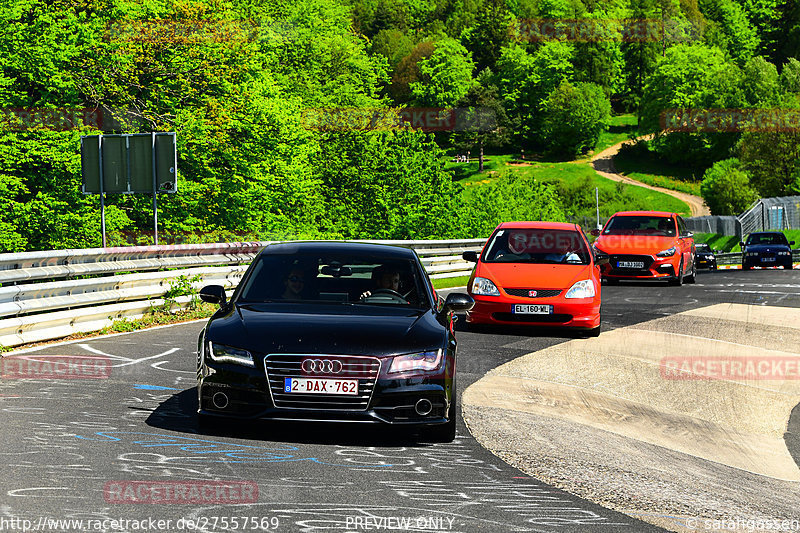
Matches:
[1,267,798,533]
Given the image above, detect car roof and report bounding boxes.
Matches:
[748,231,784,235]
[259,240,419,260]
[610,211,677,217]
[495,221,580,231]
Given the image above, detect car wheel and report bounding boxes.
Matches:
[742,263,751,271]
[669,259,684,286]
[686,258,697,283]
[786,263,793,270]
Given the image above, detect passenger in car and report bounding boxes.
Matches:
[360,265,404,300]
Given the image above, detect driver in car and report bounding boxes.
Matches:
[360,265,405,301]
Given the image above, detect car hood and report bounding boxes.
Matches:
[477,262,592,290]
[206,303,445,356]
[594,235,678,255]
[743,244,790,253]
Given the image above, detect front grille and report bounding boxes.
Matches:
[264,354,380,411]
[492,313,573,323]
[504,288,562,298]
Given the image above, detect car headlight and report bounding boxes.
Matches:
[656,247,676,257]
[747,252,758,256]
[779,251,790,256]
[208,342,254,367]
[565,279,596,299]
[389,349,442,374]
[471,277,500,296]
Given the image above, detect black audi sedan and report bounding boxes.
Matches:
[740,232,795,270]
[196,241,474,441]
[695,243,717,270]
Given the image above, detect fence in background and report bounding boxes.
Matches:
[0,239,486,348]
[686,196,800,237]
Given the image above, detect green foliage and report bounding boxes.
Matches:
[700,0,760,63]
[700,158,759,215]
[736,129,800,196]
[411,37,475,107]
[159,273,204,312]
[640,43,744,166]
[780,57,800,94]
[458,172,567,237]
[540,81,611,157]
[315,130,462,239]
[741,56,781,105]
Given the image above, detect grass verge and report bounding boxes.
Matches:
[432,275,471,289]
[614,142,704,196]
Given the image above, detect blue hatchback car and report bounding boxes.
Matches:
[740,232,795,270]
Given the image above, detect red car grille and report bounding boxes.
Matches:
[504,288,562,298]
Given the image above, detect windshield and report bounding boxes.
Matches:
[482,228,591,265]
[603,216,676,236]
[746,233,789,246]
[696,244,711,252]
[236,251,430,309]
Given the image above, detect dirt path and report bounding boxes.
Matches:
[591,136,710,217]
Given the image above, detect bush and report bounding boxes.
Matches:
[700,158,759,215]
[540,81,611,158]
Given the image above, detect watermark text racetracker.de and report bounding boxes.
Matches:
[0,516,280,532]
[300,107,497,133]
[1,355,111,380]
[660,356,800,380]
[660,108,800,132]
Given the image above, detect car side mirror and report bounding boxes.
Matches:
[462,251,479,263]
[200,285,227,306]
[740,242,745,248]
[443,293,474,314]
[790,241,796,246]
[590,229,601,237]
[686,231,693,238]
[594,252,610,266]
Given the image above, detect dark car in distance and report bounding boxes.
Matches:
[695,243,718,270]
[196,241,474,442]
[741,232,795,270]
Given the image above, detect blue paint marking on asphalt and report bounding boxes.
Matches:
[73,432,396,468]
[134,384,180,391]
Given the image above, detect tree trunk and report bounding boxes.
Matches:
[478,141,484,172]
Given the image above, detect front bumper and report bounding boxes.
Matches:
[197,360,452,426]
[743,255,792,268]
[600,253,679,280]
[465,296,600,329]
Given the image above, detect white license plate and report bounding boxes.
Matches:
[761,257,776,262]
[513,304,553,315]
[284,378,358,395]
[617,261,644,269]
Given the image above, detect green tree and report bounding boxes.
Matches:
[460,0,514,72]
[640,43,744,166]
[741,56,781,105]
[450,76,510,171]
[780,57,800,94]
[700,0,760,63]
[411,38,475,107]
[540,81,611,157]
[700,158,759,215]
[737,130,800,196]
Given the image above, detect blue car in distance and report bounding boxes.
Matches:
[740,232,795,270]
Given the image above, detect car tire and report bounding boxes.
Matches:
[786,263,793,270]
[686,258,697,284]
[606,278,619,286]
[742,263,751,271]
[669,259,684,286]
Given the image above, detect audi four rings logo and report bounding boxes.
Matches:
[529,290,538,297]
[301,359,344,374]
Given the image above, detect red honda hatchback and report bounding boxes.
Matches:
[462,222,606,336]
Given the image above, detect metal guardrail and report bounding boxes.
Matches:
[0,239,486,348]
[710,251,800,265]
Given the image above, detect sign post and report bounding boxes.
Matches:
[80,132,177,246]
